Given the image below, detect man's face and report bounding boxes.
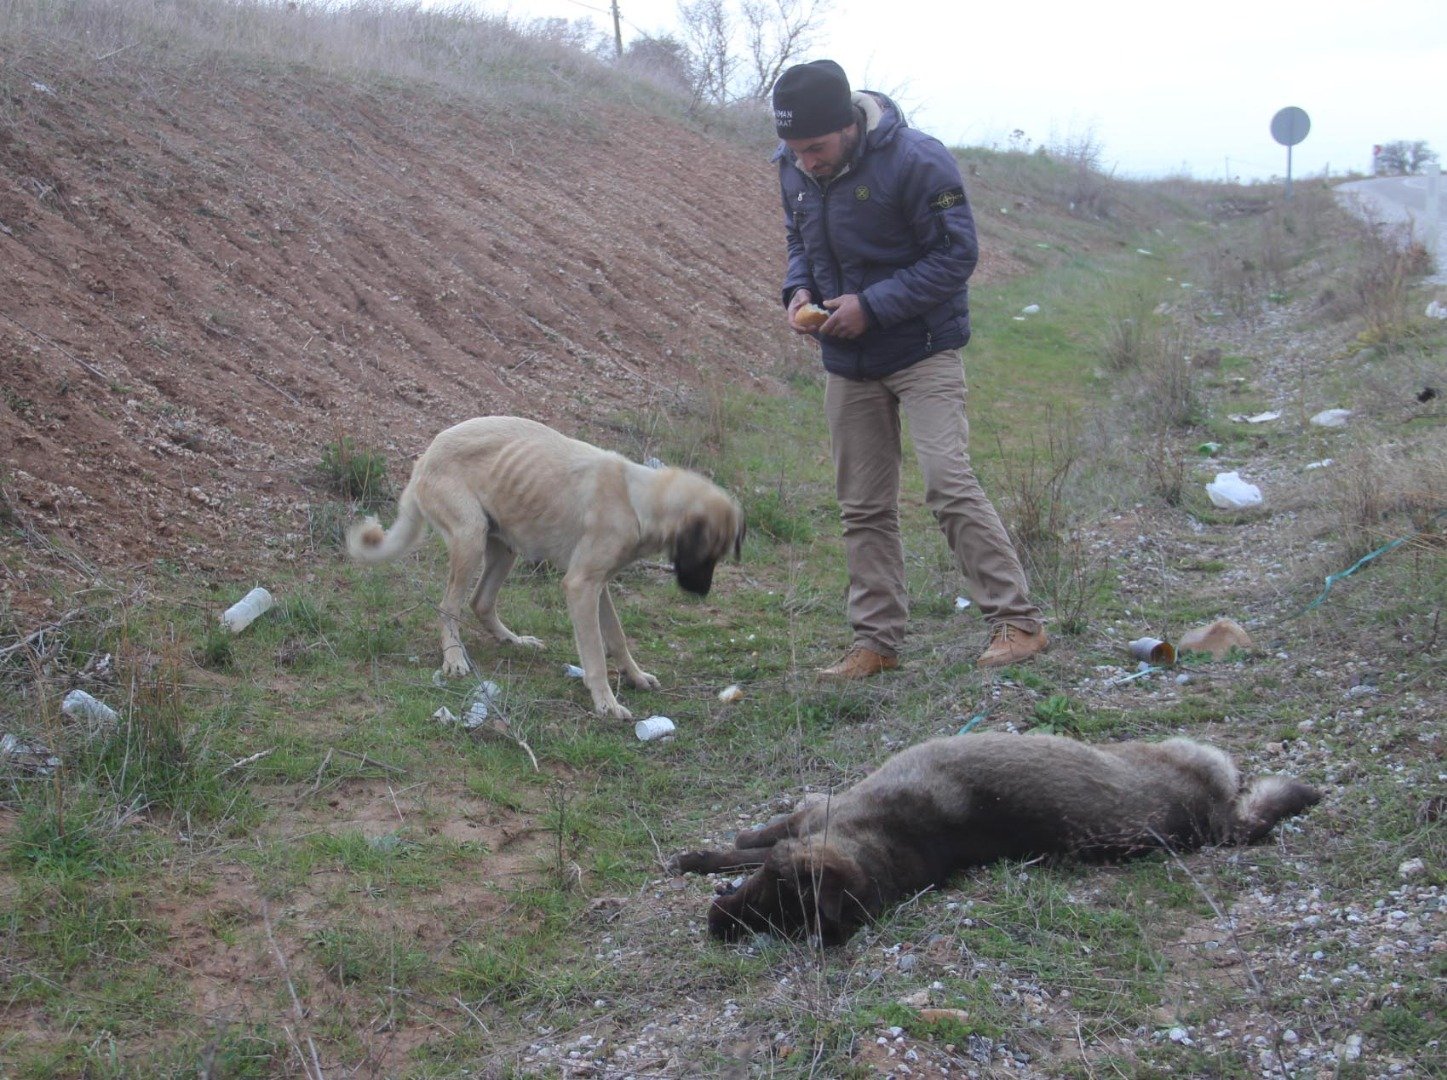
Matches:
[785,124,859,181]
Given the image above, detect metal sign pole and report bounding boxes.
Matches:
[1271,107,1310,202]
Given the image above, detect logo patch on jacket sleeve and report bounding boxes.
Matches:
[930,187,967,211]
[855,185,870,201]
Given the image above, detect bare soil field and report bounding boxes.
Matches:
[1,42,787,601]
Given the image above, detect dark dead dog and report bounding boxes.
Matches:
[347,416,744,719]
[672,732,1320,945]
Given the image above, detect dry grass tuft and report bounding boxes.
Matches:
[0,0,687,117]
[1326,442,1447,561]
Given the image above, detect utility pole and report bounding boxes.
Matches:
[612,0,623,58]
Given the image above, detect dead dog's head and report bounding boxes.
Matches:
[707,840,874,945]
[669,487,746,597]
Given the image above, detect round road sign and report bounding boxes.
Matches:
[1271,107,1310,147]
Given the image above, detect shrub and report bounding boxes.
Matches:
[1098,292,1158,371]
[320,437,391,505]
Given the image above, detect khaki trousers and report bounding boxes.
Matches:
[824,350,1043,657]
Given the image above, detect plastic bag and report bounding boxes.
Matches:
[1205,471,1262,509]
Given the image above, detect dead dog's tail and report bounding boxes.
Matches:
[346,485,427,564]
[1232,775,1322,844]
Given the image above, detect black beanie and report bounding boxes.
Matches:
[772,60,854,140]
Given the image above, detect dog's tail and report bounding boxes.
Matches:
[346,486,427,564]
[1231,775,1322,844]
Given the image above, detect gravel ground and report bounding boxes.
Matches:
[478,242,1443,1080]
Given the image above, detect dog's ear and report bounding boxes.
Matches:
[707,864,783,941]
[785,847,872,945]
[672,519,719,596]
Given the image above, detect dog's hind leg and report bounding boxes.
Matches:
[598,586,658,691]
[438,524,489,678]
[1232,776,1322,843]
[563,570,630,719]
[470,536,543,649]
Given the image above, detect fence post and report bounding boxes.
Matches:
[1425,162,1441,264]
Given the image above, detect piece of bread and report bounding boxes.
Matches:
[795,303,829,330]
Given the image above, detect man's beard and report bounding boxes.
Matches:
[814,128,859,180]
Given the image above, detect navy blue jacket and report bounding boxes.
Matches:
[776,92,979,380]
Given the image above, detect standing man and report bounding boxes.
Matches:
[772,59,1048,677]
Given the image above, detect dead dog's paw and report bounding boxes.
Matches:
[669,851,712,875]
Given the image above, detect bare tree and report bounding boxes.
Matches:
[739,0,829,102]
[676,0,831,106]
[1374,140,1439,175]
[678,0,736,107]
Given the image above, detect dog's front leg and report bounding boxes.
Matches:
[564,571,631,719]
[598,586,659,691]
[669,849,769,874]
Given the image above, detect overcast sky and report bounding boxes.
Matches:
[484,0,1445,182]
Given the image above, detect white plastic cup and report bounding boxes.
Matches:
[634,716,676,742]
[61,688,120,728]
[221,587,274,633]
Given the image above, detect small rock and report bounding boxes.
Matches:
[1309,408,1351,428]
[1178,618,1253,658]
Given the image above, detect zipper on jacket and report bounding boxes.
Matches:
[809,175,861,378]
[813,176,843,300]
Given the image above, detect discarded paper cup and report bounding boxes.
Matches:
[221,587,274,633]
[1127,637,1176,666]
[634,715,676,742]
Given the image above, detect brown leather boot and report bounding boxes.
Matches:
[817,647,899,681]
[977,623,1049,668]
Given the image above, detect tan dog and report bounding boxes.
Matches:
[347,416,744,719]
[672,732,1320,945]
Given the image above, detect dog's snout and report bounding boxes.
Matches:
[675,557,716,596]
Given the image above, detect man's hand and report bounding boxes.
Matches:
[787,289,820,335]
[820,294,867,339]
